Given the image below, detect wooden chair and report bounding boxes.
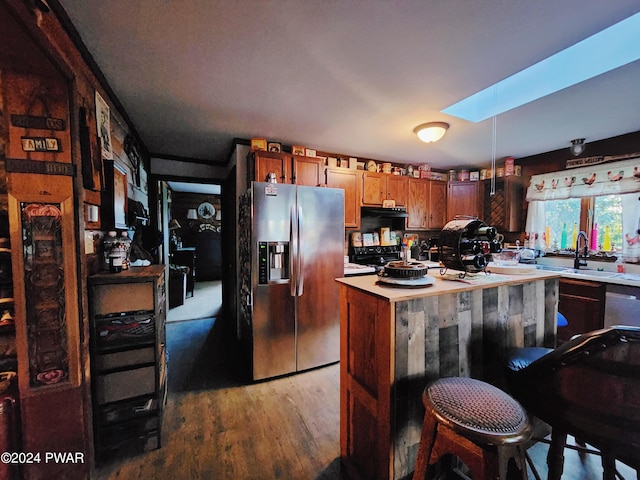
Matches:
[413,377,532,480]
[505,326,640,480]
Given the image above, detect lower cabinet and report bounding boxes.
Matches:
[88,265,166,465]
[558,278,605,343]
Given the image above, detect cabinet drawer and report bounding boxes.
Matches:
[97,415,159,447]
[97,396,158,425]
[94,347,155,371]
[96,366,155,404]
[94,311,155,352]
[92,282,154,314]
[96,431,159,465]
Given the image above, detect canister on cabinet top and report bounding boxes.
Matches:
[448,170,456,181]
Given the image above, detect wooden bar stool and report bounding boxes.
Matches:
[413,377,532,480]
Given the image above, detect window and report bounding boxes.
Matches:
[593,195,623,251]
[543,195,623,252]
[545,198,581,249]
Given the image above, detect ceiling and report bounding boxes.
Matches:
[56,0,640,169]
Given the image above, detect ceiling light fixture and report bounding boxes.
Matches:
[569,138,586,156]
[414,122,449,143]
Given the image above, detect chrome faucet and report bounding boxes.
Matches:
[574,231,588,269]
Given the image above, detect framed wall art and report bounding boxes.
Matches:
[95,90,113,160]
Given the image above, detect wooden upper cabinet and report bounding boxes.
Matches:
[481,176,524,232]
[361,171,386,205]
[326,168,360,228]
[292,155,323,186]
[407,179,448,230]
[447,181,479,220]
[428,180,448,229]
[250,151,323,185]
[407,178,429,229]
[252,151,292,183]
[387,175,408,206]
[361,172,408,206]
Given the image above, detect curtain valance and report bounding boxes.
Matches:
[525,157,640,201]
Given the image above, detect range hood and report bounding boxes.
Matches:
[361,206,408,218]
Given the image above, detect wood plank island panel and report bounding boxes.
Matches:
[338,272,559,480]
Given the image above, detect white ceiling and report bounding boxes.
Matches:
[57,0,640,169]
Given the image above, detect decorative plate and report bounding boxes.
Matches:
[197,202,215,219]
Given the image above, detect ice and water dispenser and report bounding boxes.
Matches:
[258,241,290,284]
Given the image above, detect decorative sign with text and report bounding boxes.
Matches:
[21,137,61,152]
[5,158,75,176]
[11,114,66,131]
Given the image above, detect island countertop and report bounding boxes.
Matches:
[336,268,561,302]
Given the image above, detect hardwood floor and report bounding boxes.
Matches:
[93,361,344,479]
[92,317,636,480]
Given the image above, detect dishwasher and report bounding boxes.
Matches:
[604,283,640,328]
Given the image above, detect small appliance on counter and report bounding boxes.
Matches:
[438,217,502,276]
[376,260,436,288]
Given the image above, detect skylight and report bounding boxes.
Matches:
[441,12,640,123]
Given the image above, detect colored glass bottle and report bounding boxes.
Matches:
[545,226,551,249]
[590,223,598,251]
[560,223,568,249]
[571,223,578,248]
[603,225,612,251]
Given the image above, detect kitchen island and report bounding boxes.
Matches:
[337,269,560,480]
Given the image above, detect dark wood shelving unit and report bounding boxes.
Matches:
[88,266,166,465]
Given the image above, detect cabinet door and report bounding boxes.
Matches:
[481,177,524,232]
[361,171,385,205]
[293,155,323,186]
[407,178,429,229]
[386,175,408,206]
[447,181,479,219]
[428,180,448,229]
[326,168,360,228]
[558,278,605,343]
[253,151,291,184]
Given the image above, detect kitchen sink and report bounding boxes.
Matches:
[535,264,619,277]
[535,265,640,282]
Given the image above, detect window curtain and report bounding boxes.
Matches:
[525,158,640,257]
[621,192,640,261]
[524,200,546,249]
[526,158,640,201]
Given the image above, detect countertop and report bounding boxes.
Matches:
[336,268,560,303]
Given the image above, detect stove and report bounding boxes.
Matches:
[349,245,401,271]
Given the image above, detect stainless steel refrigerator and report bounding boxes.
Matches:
[248,182,344,380]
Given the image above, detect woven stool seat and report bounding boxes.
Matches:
[414,377,532,480]
[427,377,530,444]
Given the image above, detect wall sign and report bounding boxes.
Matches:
[21,136,61,152]
[11,114,66,130]
[5,158,75,176]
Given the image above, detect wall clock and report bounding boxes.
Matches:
[197,201,215,220]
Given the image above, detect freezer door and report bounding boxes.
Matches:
[296,186,345,371]
[251,182,297,380]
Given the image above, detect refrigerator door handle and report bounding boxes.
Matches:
[290,204,298,297]
[297,205,304,296]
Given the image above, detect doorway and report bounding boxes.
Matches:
[154,178,233,392]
